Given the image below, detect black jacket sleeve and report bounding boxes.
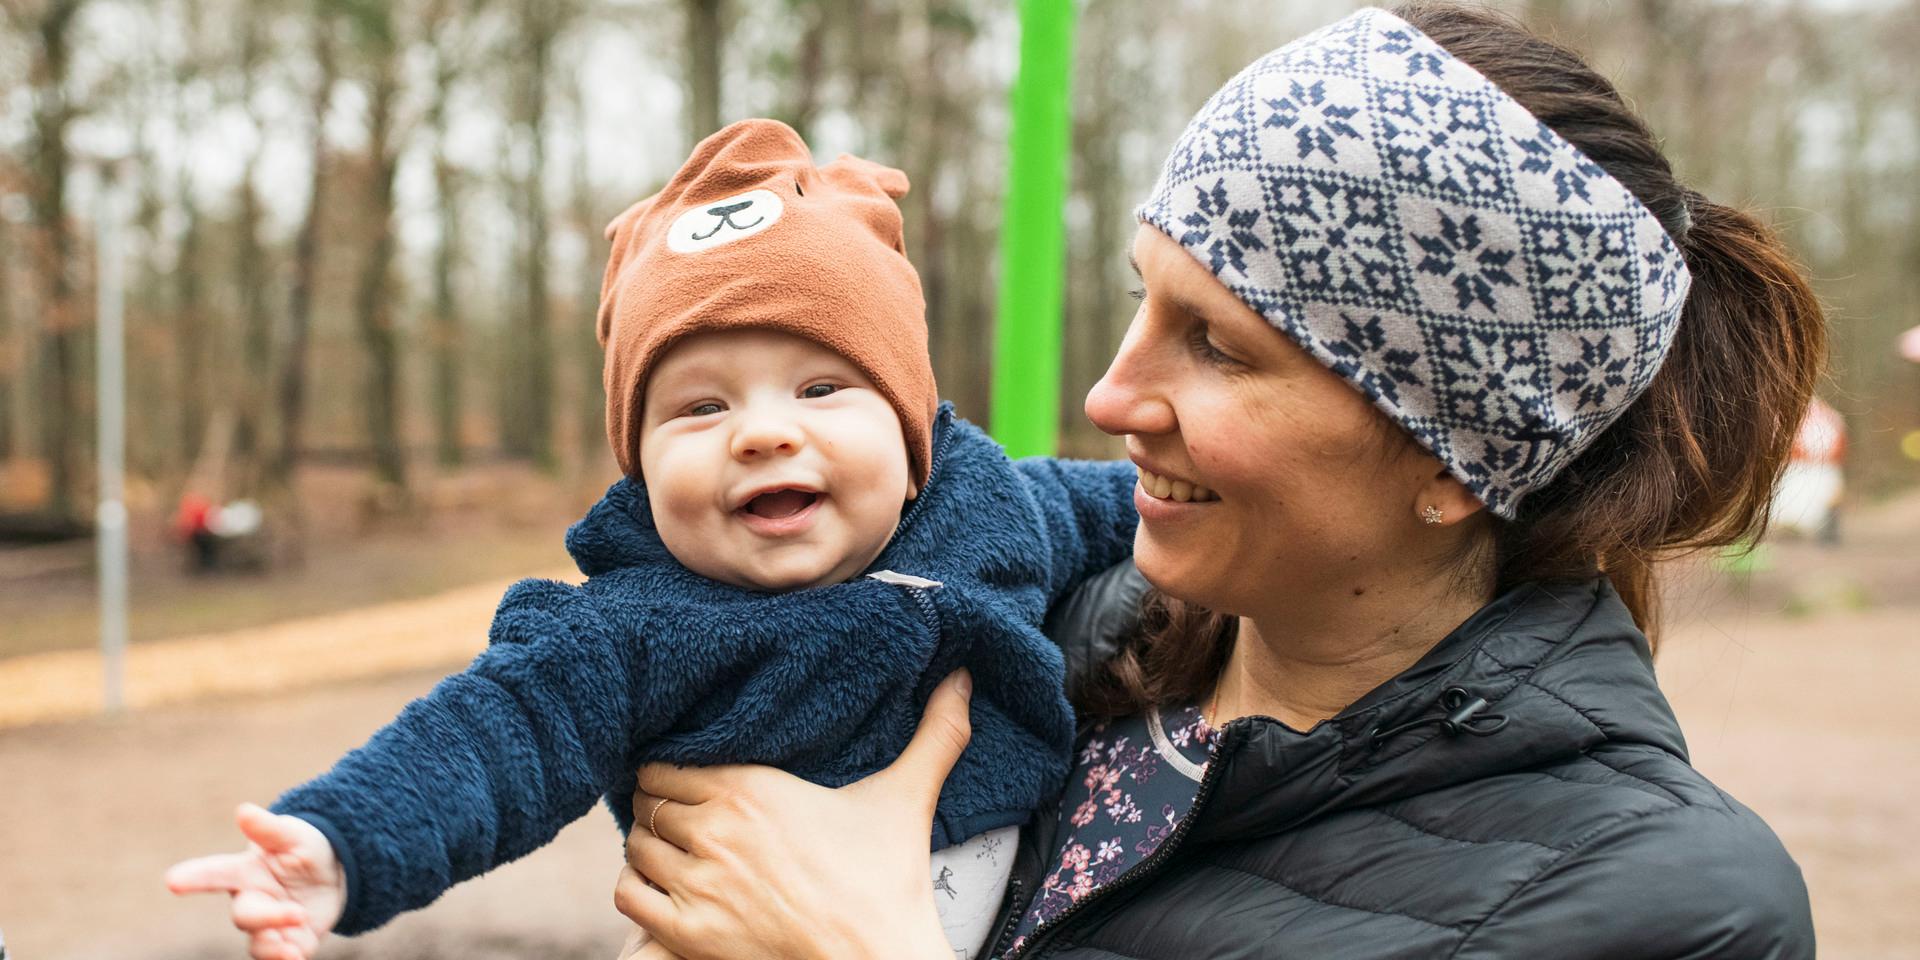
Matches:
[1041,560,1149,698]
[1453,801,1815,959]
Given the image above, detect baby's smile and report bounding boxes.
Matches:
[735,487,826,537]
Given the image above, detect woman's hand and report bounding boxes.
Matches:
[614,669,974,960]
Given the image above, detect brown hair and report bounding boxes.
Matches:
[1075,1,1827,719]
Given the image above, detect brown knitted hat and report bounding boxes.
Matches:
[597,119,937,487]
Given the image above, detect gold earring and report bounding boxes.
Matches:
[1421,505,1444,526]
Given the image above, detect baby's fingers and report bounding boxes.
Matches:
[236,802,313,855]
[232,889,306,932]
[279,922,322,958]
[249,926,312,960]
[165,854,250,896]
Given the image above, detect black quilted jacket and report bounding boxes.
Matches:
[1004,569,1814,959]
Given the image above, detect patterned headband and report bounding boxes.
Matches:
[1139,7,1691,517]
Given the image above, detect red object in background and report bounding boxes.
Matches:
[1792,397,1846,466]
[173,492,215,542]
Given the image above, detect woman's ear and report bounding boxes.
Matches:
[1411,467,1485,528]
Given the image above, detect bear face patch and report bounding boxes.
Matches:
[667,188,785,254]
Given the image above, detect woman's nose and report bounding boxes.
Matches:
[730,410,805,461]
[1085,314,1176,438]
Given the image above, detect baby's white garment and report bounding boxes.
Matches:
[932,825,1021,959]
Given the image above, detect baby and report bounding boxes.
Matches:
[166,119,1137,960]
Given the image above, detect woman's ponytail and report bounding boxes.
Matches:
[1661,193,1826,549]
[1536,194,1829,632]
[1389,2,1832,638]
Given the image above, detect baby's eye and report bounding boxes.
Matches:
[800,383,839,399]
[687,402,724,417]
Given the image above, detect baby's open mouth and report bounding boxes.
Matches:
[742,489,820,519]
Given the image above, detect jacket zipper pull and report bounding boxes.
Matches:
[868,569,944,590]
[1369,685,1509,750]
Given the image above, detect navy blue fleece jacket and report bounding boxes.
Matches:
[271,406,1138,935]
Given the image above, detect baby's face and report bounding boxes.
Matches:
[638,329,914,592]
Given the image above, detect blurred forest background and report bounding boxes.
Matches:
[1,0,1916,562]
[5,5,1919,955]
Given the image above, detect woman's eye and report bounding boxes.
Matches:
[1187,325,1238,367]
[1127,287,1146,304]
[800,383,839,399]
[687,402,723,417]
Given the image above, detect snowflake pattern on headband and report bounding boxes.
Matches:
[1140,7,1691,517]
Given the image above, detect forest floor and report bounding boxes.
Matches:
[1,475,1916,959]
[0,460,601,662]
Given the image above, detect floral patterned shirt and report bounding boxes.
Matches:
[1004,704,1216,953]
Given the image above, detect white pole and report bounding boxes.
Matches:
[96,168,129,715]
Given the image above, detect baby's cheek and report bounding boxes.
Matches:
[648,473,717,543]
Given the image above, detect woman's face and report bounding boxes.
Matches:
[1086,224,1467,621]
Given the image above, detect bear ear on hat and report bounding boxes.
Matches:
[820,154,910,200]
[598,194,658,347]
[604,194,654,242]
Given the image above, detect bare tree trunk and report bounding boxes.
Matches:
[0,217,13,460]
[163,0,208,481]
[229,13,275,500]
[271,17,337,494]
[570,74,605,474]
[900,1,957,406]
[122,139,160,480]
[910,9,993,421]
[840,0,886,130]
[173,182,208,473]
[685,0,724,144]
[1063,0,1131,455]
[503,0,557,468]
[780,0,828,140]
[27,0,87,523]
[354,49,409,493]
[429,51,465,468]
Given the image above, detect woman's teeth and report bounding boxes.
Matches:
[1137,467,1217,503]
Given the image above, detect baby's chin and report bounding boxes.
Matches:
[706,548,872,593]
[730,565,844,593]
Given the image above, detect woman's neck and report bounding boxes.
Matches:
[1210,577,1490,733]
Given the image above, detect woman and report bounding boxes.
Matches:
[616,4,1821,957]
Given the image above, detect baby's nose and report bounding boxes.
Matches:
[730,417,804,460]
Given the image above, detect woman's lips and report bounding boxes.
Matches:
[1136,466,1217,502]
[1134,465,1219,524]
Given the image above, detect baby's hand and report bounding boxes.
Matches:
[165,802,345,960]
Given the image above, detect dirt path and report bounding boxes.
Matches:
[0,569,573,729]
[1657,606,1920,960]
[0,668,632,960]
[3,494,1916,958]
[4,603,1914,959]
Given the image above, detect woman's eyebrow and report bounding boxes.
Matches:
[1130,246,1240,325]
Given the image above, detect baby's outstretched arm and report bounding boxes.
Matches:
[1013,457,1141,599]
[165,802,345,960]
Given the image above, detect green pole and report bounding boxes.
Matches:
[990,0,1076,458]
